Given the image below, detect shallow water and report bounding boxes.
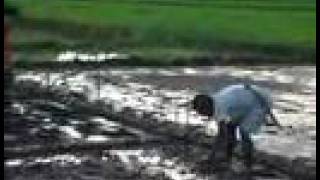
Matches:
[5,66,315,180]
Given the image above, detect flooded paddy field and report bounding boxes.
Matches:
[4,66,316,180]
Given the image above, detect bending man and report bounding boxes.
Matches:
[192,84,278,175]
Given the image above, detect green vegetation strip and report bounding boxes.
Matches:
[9,0,316,64]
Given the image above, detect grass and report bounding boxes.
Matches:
[9,0,317,64]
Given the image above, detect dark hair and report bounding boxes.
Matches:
[191,94,214,117]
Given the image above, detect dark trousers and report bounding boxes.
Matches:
[209,121,253,169]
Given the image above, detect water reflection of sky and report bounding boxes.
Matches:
[14,66,316,129]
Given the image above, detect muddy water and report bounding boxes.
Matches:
[5,66,315,180]
[13,66,315,130]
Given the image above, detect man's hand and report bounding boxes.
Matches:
[267,111,283,130]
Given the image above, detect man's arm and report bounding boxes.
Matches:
[267,109,283,130]
[244,84,283,130]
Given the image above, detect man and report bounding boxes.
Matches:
[192,84,279,175]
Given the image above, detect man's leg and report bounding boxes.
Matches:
[226,123,237,164]
[240,128,254,176]
[204,121,238,173]
[198,121,227,173]
[208,121,227,161]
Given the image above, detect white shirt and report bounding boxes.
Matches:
[210,84,272,134]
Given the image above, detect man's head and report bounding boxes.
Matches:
[191,94,214,117]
